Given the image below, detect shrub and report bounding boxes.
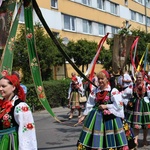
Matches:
[25,79,71,112]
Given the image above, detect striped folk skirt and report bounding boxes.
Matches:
[125,97,150,129]
[0,127,18,150]
[70,91,81,109]
[78,108,128,149]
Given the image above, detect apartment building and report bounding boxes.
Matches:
[19,0,150,47]
[18,0,150,78]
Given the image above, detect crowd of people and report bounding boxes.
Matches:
[67,70,150,150]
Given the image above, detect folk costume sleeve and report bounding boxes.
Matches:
[121,86,133,106]
[107,88,125,118]
[83,92,96,116]
[14,102,37,150]
[147,84,150,99]
[67,82,72,99]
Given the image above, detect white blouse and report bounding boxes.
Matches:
[83,85,125,118]
[12,96,37,150]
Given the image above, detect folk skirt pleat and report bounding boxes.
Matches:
[79,108,128,149]
[125,97,150,128]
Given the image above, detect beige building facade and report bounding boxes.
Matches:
[19,0,150,78]
[32,0,150,47]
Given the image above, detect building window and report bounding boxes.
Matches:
[131,10,136,21]
[83,20,92,34]
[146,0,150,8]
[137,0,142,4]
[147,17,150,26]
[99,23,105,35]
[82,0,91,6]
[110,2,118,15]
[111,27,118,34]
[51,0,58,8]
[97,0,105,10]
[138,13,143,23]
[124,0,128,6]
[64,15,75,31]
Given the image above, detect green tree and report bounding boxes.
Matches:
[66,39,98,72]
[13,24,64,83]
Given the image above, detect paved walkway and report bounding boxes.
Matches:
[34,107,150,150]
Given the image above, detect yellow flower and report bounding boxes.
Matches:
[124,123,129,131]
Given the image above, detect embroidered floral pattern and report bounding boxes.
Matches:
[37,86,46,100]
[23,123,35,133]
[26,33,33,39]
[15,105,31,113]
[30,57,38,67]
[22,106,29,112]
[2,113,12,128]
[8,37,15,51]
[1,69,9,76]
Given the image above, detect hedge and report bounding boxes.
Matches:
[25,79,71,112]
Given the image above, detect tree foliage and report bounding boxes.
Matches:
[66,39,98,72]
[13,25,150,84]
[13,24,64,83]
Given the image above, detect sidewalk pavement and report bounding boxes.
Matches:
[33,107,150,150]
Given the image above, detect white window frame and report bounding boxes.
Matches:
[51,0,58,8]
[97,0,105,10]
[64,15,75,31]
[110,2,118,15]
[82,19,92,34]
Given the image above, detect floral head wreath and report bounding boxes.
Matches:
[4,75,25,101]
[101,70,110,79]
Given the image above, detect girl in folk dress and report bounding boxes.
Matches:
[0,75,37,150]
[68,74,84,119]
[125,72,150,146]
[77,70,128,150]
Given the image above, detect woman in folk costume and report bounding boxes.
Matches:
[77,70,128,150]
[68,72,84,119]
[124,71,150,147]
[0,74,37,150]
